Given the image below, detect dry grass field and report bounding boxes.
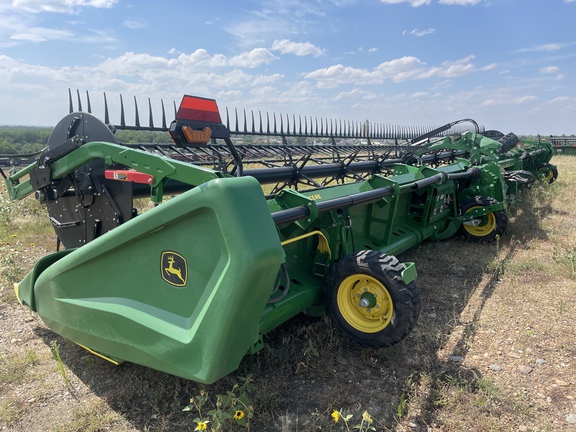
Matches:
[0,155,574,431]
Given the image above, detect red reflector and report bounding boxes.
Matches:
[105,170,154,184]
[177,95,221,123]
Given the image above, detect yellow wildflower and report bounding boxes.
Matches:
[233,410,245,420]
[30,243,35,247]
[194,420,209,431]
[362,410,372,423]
[331,410,340,423]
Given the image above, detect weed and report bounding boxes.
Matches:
[0,245,26,286]
[553,245,576,279]
[54,399,125,432]
[0,347,39,384]
[304,338,320,358]
[0,192,14,226]
[50,340,70,389]
[0,400,19,424]
[486,236,507,278]
[183,375,255,431]
[329,408,376,432]
[396,374,415,419]
[477,376,498,399]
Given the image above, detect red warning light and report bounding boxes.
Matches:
[176,95,221,123]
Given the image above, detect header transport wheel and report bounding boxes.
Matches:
[538,162,558,184]
[460,195,508,242]
[326,250,421,348]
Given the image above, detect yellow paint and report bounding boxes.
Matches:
[463,206,496,237]
[337,274,394,333]
[75,342,122,365]
[13,283,22,305]
[281,230,331,259]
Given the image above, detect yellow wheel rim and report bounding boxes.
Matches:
[336,274,394,333]
[463,205,496,237]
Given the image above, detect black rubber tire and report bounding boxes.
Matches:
[460,196,508,242]
[538,163,558,184]
[483,130,505,140]
[325,250,421,348]
[498,133,519,153]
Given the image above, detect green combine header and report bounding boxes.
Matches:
[4,92,557,384]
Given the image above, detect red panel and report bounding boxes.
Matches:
[105,170,155,184]
[177,95,221,123]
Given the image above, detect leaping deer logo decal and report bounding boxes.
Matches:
[161,251,188,287]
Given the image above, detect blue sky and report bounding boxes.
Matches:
[0,0,575,135]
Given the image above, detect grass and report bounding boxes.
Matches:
[0,400,19,424]
[0,348,40,385]
[50,341,70,389]
[53,400,127,432]
[0,155,575,431]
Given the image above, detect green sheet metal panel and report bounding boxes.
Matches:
[25,176,284,383]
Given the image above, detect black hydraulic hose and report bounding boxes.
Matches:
[409,118,479,145]
[503,170,535,184]
[223,137,243,177]
[267,264,291,303]
[445,167,482,180]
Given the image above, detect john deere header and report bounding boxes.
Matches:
[4,91,557,383]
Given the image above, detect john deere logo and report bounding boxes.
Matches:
[161,251,187,287]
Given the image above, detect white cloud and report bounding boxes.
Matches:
[122,19,147,30]
[10,27,74,42]
[382,0,485,6]
[548,96,570,104]
[380,0,432,6]
[540,66,560,74]
[418,55,480,78]
[515,95,538,105]
[306,56,428,88]
[271,39,326,57]
[480,98,499,107]
[334,88,378,100]
[409,28,436,37]
[0,2,118,46]
[439,0,482,5]
[228,48,275,68]
[226,0,352,47]
[518,43,570,53]
[368,47,378,53]
[11,0,118,14]
[305,55,489,88]
[0,48,281,99]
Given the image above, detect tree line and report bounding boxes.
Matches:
[0,126,173,155]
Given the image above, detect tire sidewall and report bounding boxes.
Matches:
[326,251,420,348]
[460,196,507,242]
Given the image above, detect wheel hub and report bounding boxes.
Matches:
[337,275,394,333]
